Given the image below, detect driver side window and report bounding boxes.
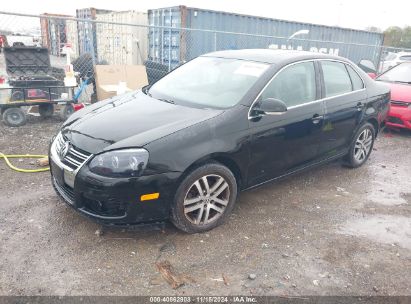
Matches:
[261,61,317,107]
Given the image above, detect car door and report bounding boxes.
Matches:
[317,60,367,158]
[247,60,325,186]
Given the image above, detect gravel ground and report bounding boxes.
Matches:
[0,116,410,297]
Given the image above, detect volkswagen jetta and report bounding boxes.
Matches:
[50,50,390,233]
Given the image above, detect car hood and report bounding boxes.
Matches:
[61,91,224,154]
[381,82,411,102]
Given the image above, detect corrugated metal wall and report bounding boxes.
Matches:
[76,8,112,60]
[65,20,79,58]
[40,17,50,49]
[96,11,148,65]
[40,14,72,56]
[76,8,97,58]
[148,6,384,69]
[49,19,67,56]
[148,7,183,70]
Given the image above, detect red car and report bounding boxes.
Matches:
[376,62,411,130]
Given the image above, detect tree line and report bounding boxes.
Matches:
[366,26,411,49]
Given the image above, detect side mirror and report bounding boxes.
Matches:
[254,98,287,115]
[358,59,377,74]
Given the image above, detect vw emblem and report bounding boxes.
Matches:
[59,142,70,159]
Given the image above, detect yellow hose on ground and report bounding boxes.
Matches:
[0,153,49,173]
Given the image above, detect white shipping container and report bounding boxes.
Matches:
[65,20,80,58]
[96,11,148,65]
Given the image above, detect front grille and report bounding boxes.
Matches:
[55,133,91,171]
[53,177,75,205]
[391,100,410,107]
[387,116,404,125]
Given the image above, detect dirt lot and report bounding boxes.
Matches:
[0,116,410,297]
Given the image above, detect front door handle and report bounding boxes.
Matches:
[311,114,324,124]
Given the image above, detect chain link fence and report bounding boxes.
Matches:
[0,11,410,104]
[378,45,411,73]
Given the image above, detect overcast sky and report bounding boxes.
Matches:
[1,0,410,31]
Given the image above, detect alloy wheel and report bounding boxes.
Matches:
[353,128,373,162]
[183,174,230,225]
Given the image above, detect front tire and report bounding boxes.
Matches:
[345,122,375,168]
[171,162,238,233]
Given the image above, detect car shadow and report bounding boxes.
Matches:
[383,127,411,138]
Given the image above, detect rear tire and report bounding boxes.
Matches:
[59,104,74,121]
[2,107,27,127]
[171,162,237,233]
[38,104,54,118]
[344,122,375,168]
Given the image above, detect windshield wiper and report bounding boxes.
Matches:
[142,85,152,96]
[145,88,176,104]
[157,98,175,104]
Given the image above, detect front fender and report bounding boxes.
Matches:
[144,106,250,180]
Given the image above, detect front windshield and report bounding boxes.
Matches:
[148,56,269,109]
[377,63,411,83]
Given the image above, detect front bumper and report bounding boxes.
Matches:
[50,146,180,226]
[386,106,411,130]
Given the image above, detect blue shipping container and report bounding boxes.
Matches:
[76,7,112,60]
[148,6,384,69]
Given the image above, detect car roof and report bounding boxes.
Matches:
[202,49,346,65]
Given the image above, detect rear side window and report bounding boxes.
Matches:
[346,65,364,91]
[261,61,316,107]
[321,61,352,97]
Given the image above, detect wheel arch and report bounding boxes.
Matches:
[178,153,244,190]
[366,117,379,137]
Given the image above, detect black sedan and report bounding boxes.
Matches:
[50,50,390,233]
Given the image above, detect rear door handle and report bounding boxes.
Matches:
[311,114,324,124]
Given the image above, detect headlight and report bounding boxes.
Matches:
[89,149,149,177]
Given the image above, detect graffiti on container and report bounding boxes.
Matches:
[268,44,339,56]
